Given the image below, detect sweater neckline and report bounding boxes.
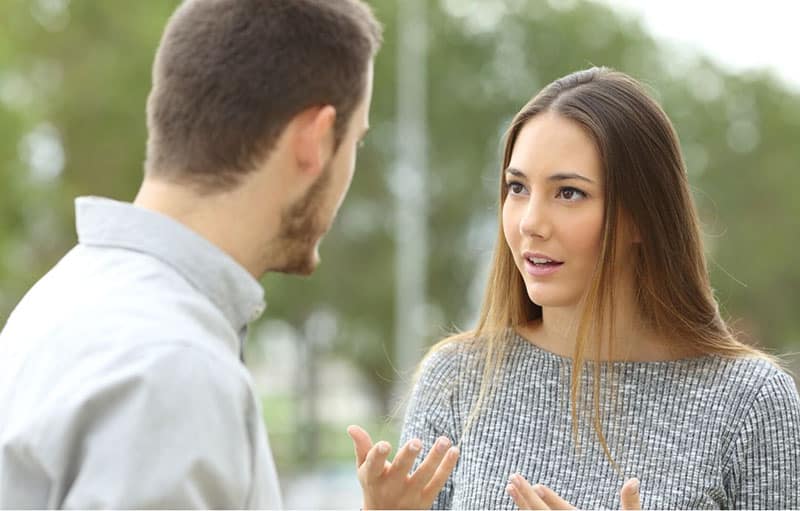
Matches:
[511,330,723,369]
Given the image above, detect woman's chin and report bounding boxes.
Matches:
[526,287,575,309]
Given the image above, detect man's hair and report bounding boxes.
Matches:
[144,0,382,190]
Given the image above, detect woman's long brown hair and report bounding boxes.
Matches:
[420,67,775,465]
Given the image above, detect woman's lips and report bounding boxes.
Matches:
[523,258,564,276]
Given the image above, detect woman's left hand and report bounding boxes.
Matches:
[506,473,641,510]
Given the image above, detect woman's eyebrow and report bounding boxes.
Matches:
[504,167,527,179]
[505,167,596,185]
[548,172,595,184]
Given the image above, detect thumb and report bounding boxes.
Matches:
[347,424,373,468]
[620,478,641,510]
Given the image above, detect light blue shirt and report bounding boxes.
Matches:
[0,197,282,508]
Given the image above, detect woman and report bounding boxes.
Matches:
[353,67,800,509]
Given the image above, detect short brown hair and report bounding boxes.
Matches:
[145,0,382,190]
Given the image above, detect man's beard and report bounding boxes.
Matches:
[267,166,333,275]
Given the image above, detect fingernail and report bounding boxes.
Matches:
[377,442,390,454]
[436,437,451,452]
[508,473,519,484]
[506,484,516,496]
[533,484,546,498]
[627,477,640,492]
[409,439,421,452]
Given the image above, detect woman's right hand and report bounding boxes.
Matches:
[347,424,460,510]
[506,473,641,510]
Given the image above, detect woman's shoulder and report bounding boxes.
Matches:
[718,356,800,477]
[710,355,793,390]
[416,331,483,383]
[735,356,799,404]
[704,355,799,418]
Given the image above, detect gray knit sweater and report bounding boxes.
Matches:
[400,332,800,509]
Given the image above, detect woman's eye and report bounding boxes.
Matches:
[556,186,586,201]
[507,182,525,195]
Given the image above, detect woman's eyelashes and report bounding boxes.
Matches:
[555,186,587,201]
[506,180,527,195]
[506,181,588,202]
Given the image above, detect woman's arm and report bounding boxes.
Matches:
[724,370,800,508]
[397,345,463,509]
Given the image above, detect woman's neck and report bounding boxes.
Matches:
[518,303,691,363]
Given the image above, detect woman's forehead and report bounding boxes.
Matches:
[509,113,603,183]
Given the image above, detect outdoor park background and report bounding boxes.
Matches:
[1,0,798,506]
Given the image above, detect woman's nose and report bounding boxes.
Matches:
[519,195,550,239]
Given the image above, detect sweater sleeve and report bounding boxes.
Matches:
[724,370,800,509]
[399,343,463,510]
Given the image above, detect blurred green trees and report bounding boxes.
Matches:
[2,0,799,422]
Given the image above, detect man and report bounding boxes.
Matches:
[0,0,455,507]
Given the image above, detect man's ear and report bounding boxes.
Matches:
[291,105,337,177]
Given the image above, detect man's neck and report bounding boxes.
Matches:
[133,178,280,278]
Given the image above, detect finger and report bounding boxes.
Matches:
[508,474,549,510]
[386,438,422,478]
[421,446,460,502]
[506,482,532,510]
[620,478,641,510]
[362,441,392,483]
[346,425,373,468]
[408,436,452,487]
[535,484,575,510]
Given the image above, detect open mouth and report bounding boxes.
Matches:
[525,255,563,267]
[523,253,564,276]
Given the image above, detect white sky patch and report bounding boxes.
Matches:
[595,0,800,92]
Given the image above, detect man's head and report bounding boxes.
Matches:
[265,63,374,275]
[142,0,381,276]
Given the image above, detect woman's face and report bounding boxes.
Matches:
[502,112,607,309]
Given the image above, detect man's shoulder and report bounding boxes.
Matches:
[103,341,253,403]
[1,338,254,453]
[2,243,234,357]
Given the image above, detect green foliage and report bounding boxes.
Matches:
[263,394,398,469]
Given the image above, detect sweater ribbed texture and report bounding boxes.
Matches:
[400,333,800,509]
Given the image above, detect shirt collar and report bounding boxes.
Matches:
[75,196,266,333]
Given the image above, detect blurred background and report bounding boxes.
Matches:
[2,0,799,506]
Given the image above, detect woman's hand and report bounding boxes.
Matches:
[347,424,459,510]
[506,473,641,510]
